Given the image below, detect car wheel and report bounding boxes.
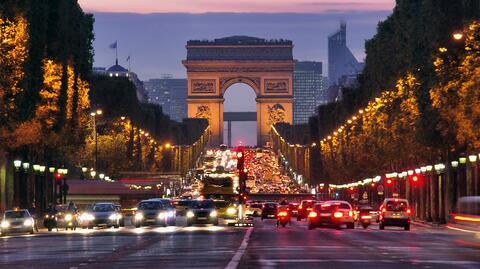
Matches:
[135,224,141,228]
[186,221,192,227]
[213,220,219,226]
[362,224,368,229]
[404,224,410,231]
[48,227,52,232]
[88,225,93,229]
[30,229,34,234]
[347,223,355,229]
[114,225,120,229]
[1,232,7,236]
[379,223,385,230]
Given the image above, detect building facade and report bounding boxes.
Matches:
[293,61,324,124]
[328,21,363,87]
[144,76,188,122]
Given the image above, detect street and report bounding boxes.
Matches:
[1,218,479,269]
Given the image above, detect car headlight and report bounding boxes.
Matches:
[109,214,118,220]
[23,219,33,227]
[210,210,218,218]
[167,211,175,218]
[65,214,73,221]
[227,207,237,215]
[80,213,94,222]
[135,213,144,220]
[1,221,9,228]
[158,212,166,219]
[186,211,194,218]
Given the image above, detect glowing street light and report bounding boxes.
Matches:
[14,160,22,169]
[452,31,464,41]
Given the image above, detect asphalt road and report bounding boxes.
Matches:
[1,217,479,269]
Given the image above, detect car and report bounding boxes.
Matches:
[54,204,78,230]
[378,198,411,231]
[79,203,120,229]
[261,202,278,220]
[173,199,193,216]
[297,199,317,221]
[186,199,219,226]
[214,200,237,220]
[246,202,262,217]
[307,200,355,229]
[1,209,35,236]
[133,199,176,227]
[288,202,300,216]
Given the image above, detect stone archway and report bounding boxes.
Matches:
[183,36,294,146]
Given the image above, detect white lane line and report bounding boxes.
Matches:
[259,259,479,265]
[224,227,253,269]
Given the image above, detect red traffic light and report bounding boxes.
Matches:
[412,175,419,182]
[386,179,393,185]
[349,186,354,191]
[370,183,376,188]
[55,173,62,180]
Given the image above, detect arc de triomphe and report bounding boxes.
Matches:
[183,36,294,146]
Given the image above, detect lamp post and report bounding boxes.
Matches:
[48,166,55,205]
[434,163,446,223]
[468,155,477,196]
[13,160,22,207]
[91,109,103,173]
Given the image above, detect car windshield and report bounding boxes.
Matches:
[386,201,408,211]
[5,211,29,218]
[138,202,164,210]
[302,201,315,207]
[192,200,215,209]
[176,200,192,206]
[92,204,115,212]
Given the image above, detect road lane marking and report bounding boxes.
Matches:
[224,227,253,269]
[446,225,480,234]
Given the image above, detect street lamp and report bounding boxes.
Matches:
[14,160,22,169]
[451,161,459,168]
[90,170,96,178]
[99,173,105,180]
[452,31,464,41]
[91,108,103,173]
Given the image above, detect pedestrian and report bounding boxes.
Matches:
[30,203,39,232]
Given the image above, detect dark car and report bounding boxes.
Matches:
[261,202,278,220]
[297,199,317,221]
[186,199,219,226]
[307,201,355,229]
[133,199,176,227]
[173,199,193,216]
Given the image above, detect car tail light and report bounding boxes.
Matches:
[308,211,318,218]
[382,208,386,213]
[333,212,343,218]
[406,208,412,215]
[298,204,303,210]
[361,215,372,220]
[278,211,288,217]
[307,207,312,211]
[348,210,353,217]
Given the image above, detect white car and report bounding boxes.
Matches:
[1,209,35,236]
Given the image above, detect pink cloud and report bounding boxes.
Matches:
[78,0,395,13]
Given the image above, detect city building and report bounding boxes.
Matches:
[144,76,188,122]
[328,21,364,87]
[293,61,324,124]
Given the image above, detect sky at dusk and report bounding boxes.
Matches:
[79,0,395,13]
[79,1,395,145]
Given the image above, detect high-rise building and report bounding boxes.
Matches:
[144,76,188,122]
[293,61,324,124]
[328,21,363,86]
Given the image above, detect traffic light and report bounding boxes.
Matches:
[386,178,393,185]
[236,151,244,170]
[412,175,419,183]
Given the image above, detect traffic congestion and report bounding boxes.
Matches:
[1,147,479,269]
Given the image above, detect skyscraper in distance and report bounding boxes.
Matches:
[293,61,324,124]
[328,21,363,87]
